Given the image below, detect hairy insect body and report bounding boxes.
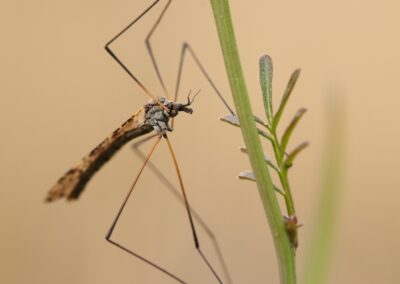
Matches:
[46,97,192,202]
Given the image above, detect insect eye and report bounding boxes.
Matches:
[170,109,178,117]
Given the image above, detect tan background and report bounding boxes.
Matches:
[1,0,399,283]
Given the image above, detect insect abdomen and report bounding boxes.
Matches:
[46,108,153,202]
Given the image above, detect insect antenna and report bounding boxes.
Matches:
[186,89,200,106]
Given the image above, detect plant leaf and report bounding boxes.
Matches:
[220,114,240,126]
[240,146,279,173]
[259,55,274,124]
[238,171,285,195]
[281,108,307,154]
[238,170,256,181]
[257,129,274,142]
[254,115,270,129]
[273,68,301,130]
[284,141,309,168]
[221,115,273,142]
[210,0,296,279]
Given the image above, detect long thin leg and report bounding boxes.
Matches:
[173,42,273,133]
[174,42,235,115]
[141,1,236,117]
[142,4,237,278]
[105,1,231,282]
[169,42,235,282]
[164,134,224,284]
[132,134,216,236]
[104,0,167,107]
[170,42,235,129]
[143,9,235,281]
[142,0,233,111]
[145,0,172,98]
[105,135,187,284]
[104,0,235,115]
[132,135,233,284]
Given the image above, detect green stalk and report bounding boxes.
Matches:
[209,1,296,283]
[270,129,296,216]
[302,96,345,284]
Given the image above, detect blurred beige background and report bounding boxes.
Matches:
[1,0,399,283]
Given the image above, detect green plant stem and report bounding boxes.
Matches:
[271,130,296,216]
[209,1,296,283]
[280,169,295,215]
[302,96,345,284]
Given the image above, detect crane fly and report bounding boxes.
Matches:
[46,96,195,202]
[46,0,235,283]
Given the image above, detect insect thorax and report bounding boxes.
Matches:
[144,97,171,133]
[144,96,193,133]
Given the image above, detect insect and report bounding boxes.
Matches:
[46,0,235,283]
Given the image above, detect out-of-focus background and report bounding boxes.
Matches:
[1,0,399,283]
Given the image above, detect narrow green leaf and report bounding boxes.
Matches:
[284,141,309,168]
[221,115,274,142]
[221,114,270,130]
[254,115,270,129]
[238,171,285,196]
[302,94,345,284]
[240,146,279,173]
[273,69,301,130]
[259,55,274,124]
[281,108,307,154]
[257,129,274,142]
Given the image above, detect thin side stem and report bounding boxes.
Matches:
[270,129,296,217]
[209,1,296,283]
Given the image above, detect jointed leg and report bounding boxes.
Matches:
[132,135,233,284]
[132,134,216,236]
[105,135,187,284]
[104,0,168,104]
[147,19,237,283]
[169,42,235,283]
[163,134,223,284]
[145,0,172,97]
[104,1,232,282]
[173,42,235,116]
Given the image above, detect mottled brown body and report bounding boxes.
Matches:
[46,97,194,202]
[46,106,153,202]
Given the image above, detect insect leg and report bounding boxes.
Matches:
[174,42,235,115]
[170,42,236,129]
[132,134,218,236]
[105,135,187,284]
[144,0,172,97]
[163,134,224,284]
[169,42,236,283]
[104,0,168,103]
[174,42,273,131]
[132,135,233,284]
[140,8,233,281]
[136,8,234,281]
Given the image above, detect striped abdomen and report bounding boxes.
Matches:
[46,107,153,202]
